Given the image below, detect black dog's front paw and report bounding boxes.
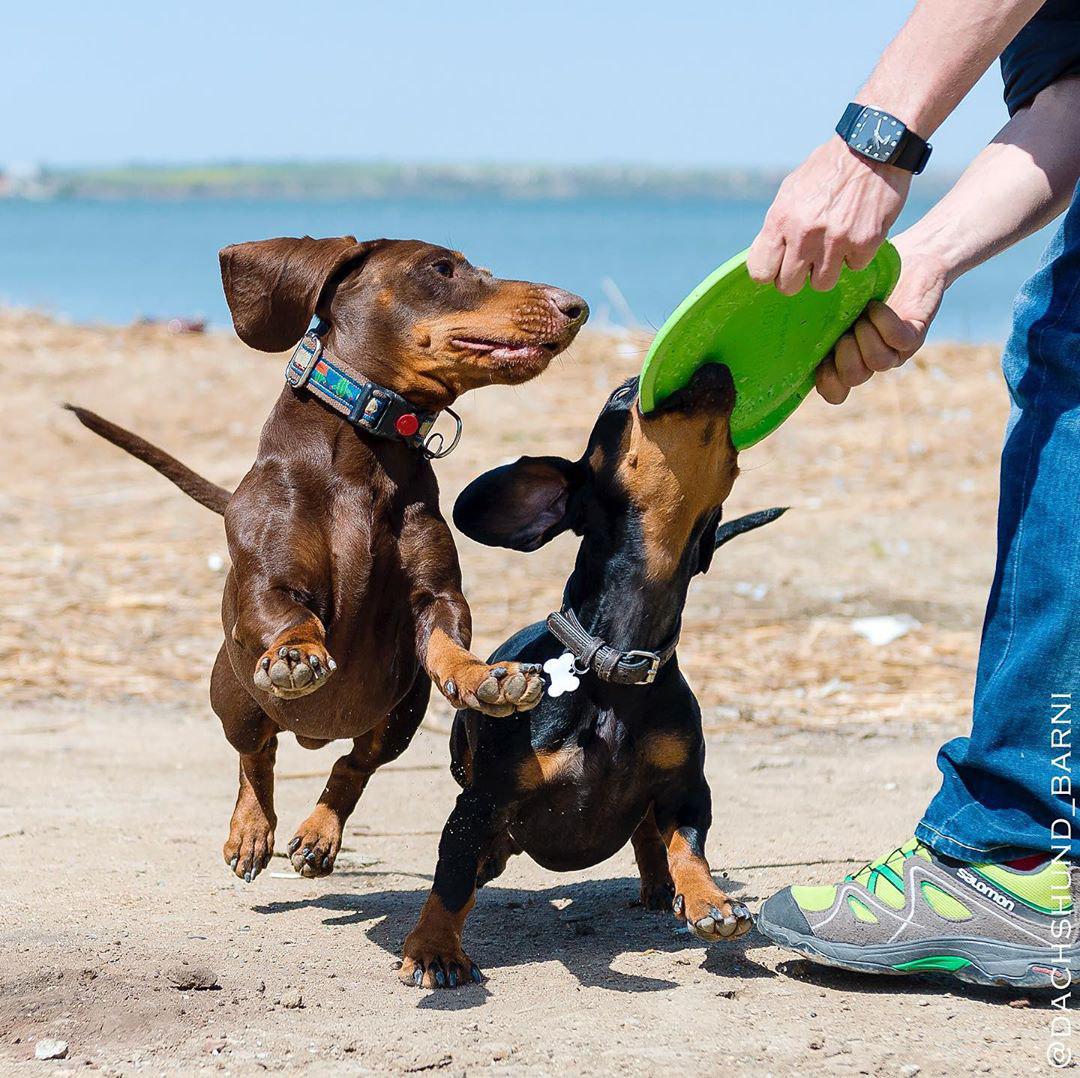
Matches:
[638,878,676,911]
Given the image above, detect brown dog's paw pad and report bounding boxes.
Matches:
[453,662,546,717]
[223,822,275,884]
[399,949,484,990]
[674,893,753,942]
[253,643,336,699]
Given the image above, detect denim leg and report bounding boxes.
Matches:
[917,184,1080,862]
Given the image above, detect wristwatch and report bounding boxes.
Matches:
[835,103,932,175]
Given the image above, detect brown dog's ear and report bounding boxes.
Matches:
[218,235,378,352]
[453,456,582,552]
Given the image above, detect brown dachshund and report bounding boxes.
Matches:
[68,235,587,883]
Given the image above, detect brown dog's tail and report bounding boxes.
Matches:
[64,404,232,515]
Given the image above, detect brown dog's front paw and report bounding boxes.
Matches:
[673,889,753,942]
[399,940,485,990]
[224,815,275,884]
[445,662,545,717]
[253,636,336,699]
[287,807,342,878]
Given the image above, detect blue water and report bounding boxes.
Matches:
[0,196,1055,341]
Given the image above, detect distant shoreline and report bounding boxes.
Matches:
[0,161,957,202]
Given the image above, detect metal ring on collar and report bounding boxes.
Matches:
[423,406,463,459]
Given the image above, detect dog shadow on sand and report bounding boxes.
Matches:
[252,870,775,1009]
[252,870,1047,1009]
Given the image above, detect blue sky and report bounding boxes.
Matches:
[7,1,1012,173]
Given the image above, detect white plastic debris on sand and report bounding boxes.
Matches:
[850,614,920,647]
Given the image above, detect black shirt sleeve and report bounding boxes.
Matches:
[1000,0,1080,115]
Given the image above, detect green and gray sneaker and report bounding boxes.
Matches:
[757,839,1079,988]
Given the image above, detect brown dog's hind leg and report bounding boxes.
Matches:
[632,807,676,911]
[288,675,432,878]
[212,645,279,882]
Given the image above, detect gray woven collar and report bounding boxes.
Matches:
[545,608,680,686]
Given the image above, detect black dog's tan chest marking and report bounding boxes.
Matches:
[517,713,688,793]
[643,730,691,771]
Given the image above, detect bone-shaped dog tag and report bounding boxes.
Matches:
[544,652,580,698]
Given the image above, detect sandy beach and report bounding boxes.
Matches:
[1,313,1051,1074]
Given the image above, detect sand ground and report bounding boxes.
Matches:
[0,314,1059,1074]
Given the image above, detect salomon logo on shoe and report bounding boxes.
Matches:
[957,867,1016,912]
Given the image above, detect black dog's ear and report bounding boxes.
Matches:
[219,235,384,352]
[698,506,788,574]
[453,456,581,551]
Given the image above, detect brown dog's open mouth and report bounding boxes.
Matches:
[451,337,563,365]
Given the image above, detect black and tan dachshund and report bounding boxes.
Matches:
[400,362,786,988]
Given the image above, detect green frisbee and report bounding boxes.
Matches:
[639,241,901,449]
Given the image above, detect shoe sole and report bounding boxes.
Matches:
[757,910,1079,989]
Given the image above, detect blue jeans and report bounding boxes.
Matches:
[917,183,1080,863]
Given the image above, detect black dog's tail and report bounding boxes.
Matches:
[64,404,232,516]
[715,506,788,548]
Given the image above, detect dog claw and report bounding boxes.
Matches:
[288,836,301,854]
[412,968,423,986]
[278,646,289,659]
[471,964,484,984]
[491,666,507,680]
[434,967,446,988]
[448,969,458,988]
[328,658,337,671]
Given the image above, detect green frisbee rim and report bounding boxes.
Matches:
[638,241,901,449]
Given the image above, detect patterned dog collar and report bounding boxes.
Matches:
[285,328,462,458]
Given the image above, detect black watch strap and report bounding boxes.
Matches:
[836,102,932,175]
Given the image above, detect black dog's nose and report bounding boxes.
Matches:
[544,287,589,325]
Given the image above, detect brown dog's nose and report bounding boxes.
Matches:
[544,287,589,326]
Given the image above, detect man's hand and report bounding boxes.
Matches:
[747,137,912,295]
[815,237,946,404]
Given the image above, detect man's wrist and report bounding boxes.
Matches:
[892,227,955,291]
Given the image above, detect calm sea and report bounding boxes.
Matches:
[0,195,1056,342]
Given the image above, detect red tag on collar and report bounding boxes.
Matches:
[395,413,420,438]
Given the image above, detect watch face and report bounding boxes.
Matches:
[850,107,903,163]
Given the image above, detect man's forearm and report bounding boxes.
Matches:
[899,77,1080,287]
[858,0,1044,136]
